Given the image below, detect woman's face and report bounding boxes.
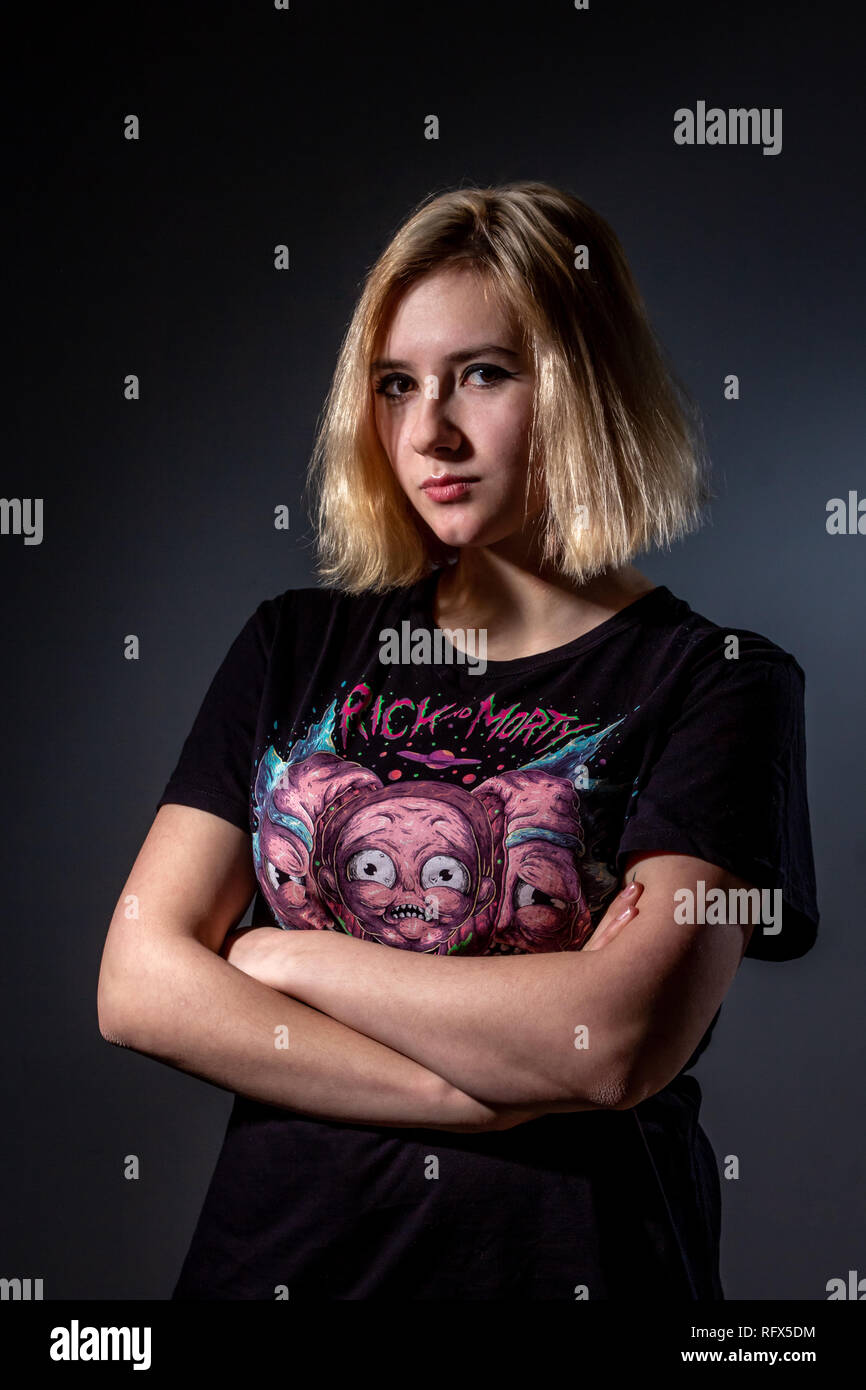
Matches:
[371,266,542,552]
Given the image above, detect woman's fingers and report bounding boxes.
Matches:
[585,905,637,950]
[583,879,643,951]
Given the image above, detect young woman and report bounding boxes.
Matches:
[97,181,819,1300]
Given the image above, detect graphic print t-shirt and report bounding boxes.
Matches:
[157,572,819,1301]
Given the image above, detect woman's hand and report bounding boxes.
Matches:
[582,879,643,952]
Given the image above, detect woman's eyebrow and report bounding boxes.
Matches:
[370,344,521,373]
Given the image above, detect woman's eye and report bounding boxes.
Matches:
[373,364,512,405]
[374,374,414,400]
[464,364,510,387]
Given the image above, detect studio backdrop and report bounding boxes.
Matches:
[3,0,863,1302]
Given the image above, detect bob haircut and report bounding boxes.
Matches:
[306,180,713,593]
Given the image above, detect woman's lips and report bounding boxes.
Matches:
[421,478,477,502]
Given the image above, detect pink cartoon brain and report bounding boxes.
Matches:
[474,769,593,952]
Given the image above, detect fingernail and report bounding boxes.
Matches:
[622,882,639,897]
[615,905,635,922]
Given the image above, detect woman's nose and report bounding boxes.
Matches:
[409,389,462,455]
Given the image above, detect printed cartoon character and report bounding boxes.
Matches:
[314,781,504,954]
[473,769,594,952]
[252,695,622,954]
[252,748,381,930]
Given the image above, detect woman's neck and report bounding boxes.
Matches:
[431,552,657,662]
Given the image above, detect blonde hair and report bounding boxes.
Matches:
[305,180,713,593]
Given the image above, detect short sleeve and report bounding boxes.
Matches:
[155,594,283,834]
[616,640,819,961]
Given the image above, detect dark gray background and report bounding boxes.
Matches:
[3,0,863,1299]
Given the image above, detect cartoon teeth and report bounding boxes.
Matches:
[389,901,438,921]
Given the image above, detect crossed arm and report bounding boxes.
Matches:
[224,851,756,1112]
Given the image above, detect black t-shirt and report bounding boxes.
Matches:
[156,572,819,1300]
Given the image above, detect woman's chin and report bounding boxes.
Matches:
[432,521,515,551]
[414,502,525,555]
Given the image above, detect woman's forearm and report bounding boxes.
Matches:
[97,934,514,1132]
[225,925,627,1108]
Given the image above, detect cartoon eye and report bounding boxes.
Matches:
[420,856,470,892]
[346,848,397,886]
[266,862,306,893]
[513,879,567,910]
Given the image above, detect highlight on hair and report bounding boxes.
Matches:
[304,180,713,593]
